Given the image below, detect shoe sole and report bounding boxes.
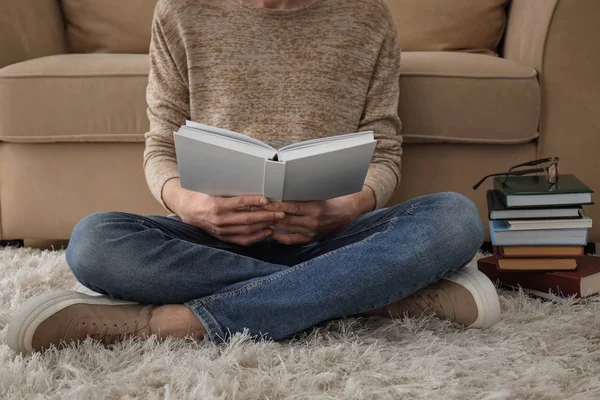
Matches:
[443,267,501,329]
[6,291,137,353]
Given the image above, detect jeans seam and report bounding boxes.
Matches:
[185,300,227,342]
[199,304,226,341]
[193,216,400,306]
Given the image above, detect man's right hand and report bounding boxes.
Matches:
[162,179,285,247]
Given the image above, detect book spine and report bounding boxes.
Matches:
[263,160,286,202]
[477,259,582,297]
[497,258,578,271]
[495,245,585,258]
[489,221,496,245]
[493,180,510,202]
[486,190,494,220]
[493,246,503,258]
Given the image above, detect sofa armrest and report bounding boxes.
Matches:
[0,0,67,69]
[502,0,559,71]
[503,0,600,243]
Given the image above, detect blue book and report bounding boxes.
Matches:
[489,220,588,246]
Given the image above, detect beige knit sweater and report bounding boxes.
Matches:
[144,0,402,209]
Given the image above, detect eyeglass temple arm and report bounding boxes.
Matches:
[472,168,546,190]
[507,157,557,173]
[473,172,512,190]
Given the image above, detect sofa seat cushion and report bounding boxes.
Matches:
[0,54,149,143]
[400,52,540,144]
[0,52,540,145]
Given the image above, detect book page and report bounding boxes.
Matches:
[186,121,276,152]
[277,131,374,153]
[179,126,276,160]
[509,209,591,226]
[278,132,375,161]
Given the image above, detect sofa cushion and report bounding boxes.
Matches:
[0,0,67,68]
[0,52,539,145]
[61,0,157,54]
[60,0,506,55]
[399,52,540,144]
[387,0,508,55]
[0,54,150,142]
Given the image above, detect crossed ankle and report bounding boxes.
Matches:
[149,305,207,340]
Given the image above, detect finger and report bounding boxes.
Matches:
[226,230,273,247]
[215,221,275,236]
[277,215,319,231]
[220,195,269,211]
[244,205,266,212]
[271,230,312,246]
[262,201,306,215]
[272,222,314,237]
[220,211,285,226]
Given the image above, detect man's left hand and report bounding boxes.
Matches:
[260,186,376,245]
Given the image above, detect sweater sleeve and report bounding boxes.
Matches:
[143,4,190,210]
[359,23,403,209]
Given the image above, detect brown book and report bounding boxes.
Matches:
[497,258,578,271]
[494,245,584,258]
[478,255,600,298]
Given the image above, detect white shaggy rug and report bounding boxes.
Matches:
[1,247,600,400]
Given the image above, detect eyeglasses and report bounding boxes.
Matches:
[472,157,560,190]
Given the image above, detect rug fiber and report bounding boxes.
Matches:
[1,247,600,399]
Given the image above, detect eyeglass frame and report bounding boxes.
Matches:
[472,157,560,191]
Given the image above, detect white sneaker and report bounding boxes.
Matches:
[7,291,154,353]
[361,267,501,328]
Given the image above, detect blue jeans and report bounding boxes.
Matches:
[65,192,484,344]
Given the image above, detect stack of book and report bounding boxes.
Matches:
[478,174,600,299]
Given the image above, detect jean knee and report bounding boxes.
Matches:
[434,192,485,252]
[66,212,120,284]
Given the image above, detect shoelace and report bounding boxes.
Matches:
[76,320,140,344]
[404,291,450,318]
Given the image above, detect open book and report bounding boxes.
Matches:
[174,121,377,201]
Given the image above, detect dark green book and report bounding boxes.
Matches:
[486,190,582,219]
[493,174,593,208]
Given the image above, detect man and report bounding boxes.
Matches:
[7,0,500,353]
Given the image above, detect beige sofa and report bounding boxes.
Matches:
[0,0,599,244]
